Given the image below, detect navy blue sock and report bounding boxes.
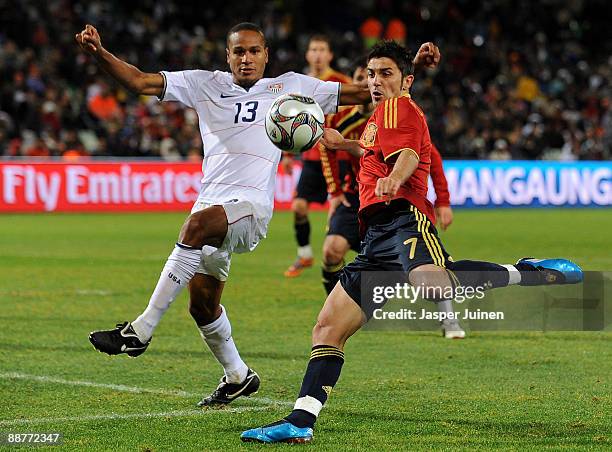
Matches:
[285,345,345,428]
[295,217,310,247]
[446,259,510,288]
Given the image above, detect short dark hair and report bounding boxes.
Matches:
[226,22,267,47]
[308,34,333,52]
[367,40,414,78]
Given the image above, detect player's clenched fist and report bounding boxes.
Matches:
[320,128,345,150]
[413,42,441,69]
[375,175,402,203]
[75,24,102,54]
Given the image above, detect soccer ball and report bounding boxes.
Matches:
[265,94,325,154]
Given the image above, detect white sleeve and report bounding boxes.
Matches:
[296,73,340,115]
[158,70,212,108]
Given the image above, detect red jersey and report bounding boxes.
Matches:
[358,95,436,225]
[320,106,370,196]
[302,68,352,161]
[430,144,450,207]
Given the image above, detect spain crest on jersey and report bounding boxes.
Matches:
[268,83,283,94]
[361,122,378,148]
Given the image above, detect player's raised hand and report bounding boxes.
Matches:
[413,42,441,69]
[75,24,102,54]
[328,193,351,221]
[320,128,345,150]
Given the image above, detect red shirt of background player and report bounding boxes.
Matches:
[320,105,368,196]
[430,143,450,208]
[358,94,436,225]
[301,69,351,162]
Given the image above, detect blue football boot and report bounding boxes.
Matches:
[240,420,313,444]
[516,258,583,285]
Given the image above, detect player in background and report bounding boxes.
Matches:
[283,35,352,278]
[240,40,582,443]
[77,24,440,406]
[77,22,370,406]
[320,58,464,339]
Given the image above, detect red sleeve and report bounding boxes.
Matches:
[430,144,450,207]
[320,112,343,196]
[376,98,423,164]
[320,144,343,196]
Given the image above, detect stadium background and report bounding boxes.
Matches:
[0,1,611,450]
[1,0,610,213]
[1,0,611,161]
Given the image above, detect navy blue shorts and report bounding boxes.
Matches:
[296,160,350,204]
[339,204,451,315]
[295,160,328,204]
[327,192,360,252]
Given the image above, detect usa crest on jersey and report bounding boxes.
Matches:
[268,83,283,94]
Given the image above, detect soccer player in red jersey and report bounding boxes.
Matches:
[320,57,463,338]
[241,41,582,444]
[284,35,352,278]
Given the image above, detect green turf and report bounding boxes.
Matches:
[0,209,610,451]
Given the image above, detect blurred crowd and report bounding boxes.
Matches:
[0,0,610,160]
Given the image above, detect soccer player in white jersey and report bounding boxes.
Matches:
[76,22,439,406]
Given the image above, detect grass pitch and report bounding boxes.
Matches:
[0,209,611,451]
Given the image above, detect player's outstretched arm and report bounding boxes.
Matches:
[338,83,371,106]
[320,128,364,157]
[375,150,419,202]
[75,24,164,96]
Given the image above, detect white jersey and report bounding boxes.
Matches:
[159,70,340,218]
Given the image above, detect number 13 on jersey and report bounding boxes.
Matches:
[234,101,259,123]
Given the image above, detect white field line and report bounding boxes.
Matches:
[0,372,292,407]
[0,406,272,427]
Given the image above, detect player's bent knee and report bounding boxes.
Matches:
[409,264,452,301]
[408,264,429,287]
[409,264,444,283]
[292,198,308,217]
[323,236,349,265]
[312,318,345,349]
[322,246,343,266]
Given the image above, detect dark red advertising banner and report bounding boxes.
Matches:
[0,161,312,212]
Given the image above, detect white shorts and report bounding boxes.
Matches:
[190,199,270,281]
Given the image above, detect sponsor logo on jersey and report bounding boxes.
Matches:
[268,83,283,94]
[220,93,237,98]
[361,123,378,148]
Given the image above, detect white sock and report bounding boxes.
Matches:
[297,245,313,259]
[132,244,202,341]
[437,299,459,324]
[197,305,248,384]
[437,299,454,315]
[502,264,521,285]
